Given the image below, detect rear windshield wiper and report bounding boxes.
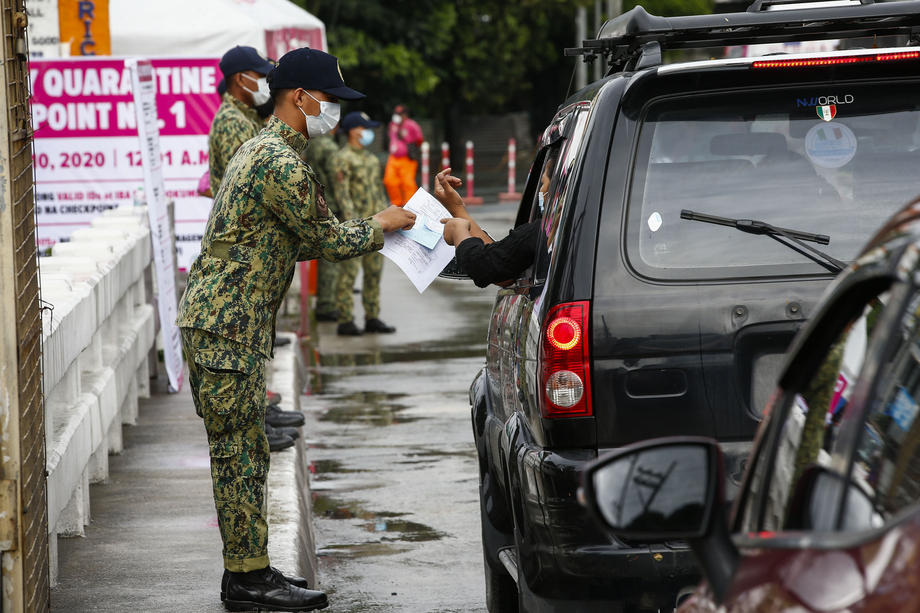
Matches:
[680,209,846,274]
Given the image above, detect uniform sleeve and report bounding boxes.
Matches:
[263,152,384,262]
[330,150,357,220]
[455,220,541,288]
[372,160,390,209]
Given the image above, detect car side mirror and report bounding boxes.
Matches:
[580,436,740,602]
[581,437,720,540]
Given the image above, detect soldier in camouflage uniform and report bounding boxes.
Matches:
[302,130,342,320]
[333,112,397,335]
[177,48,415,611]
[208,46,275,195]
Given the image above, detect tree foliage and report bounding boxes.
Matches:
[295,0,713,128]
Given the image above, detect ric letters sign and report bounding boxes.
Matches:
[58,0,111,56]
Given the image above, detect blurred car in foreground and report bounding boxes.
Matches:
[581,198,920,611]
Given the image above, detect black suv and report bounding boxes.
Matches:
[469,2,920,611]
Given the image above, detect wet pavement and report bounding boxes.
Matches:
[304,203,515,612]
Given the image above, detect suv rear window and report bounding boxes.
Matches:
[625,81,920,280]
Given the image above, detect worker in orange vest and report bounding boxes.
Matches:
[383,104,424,206]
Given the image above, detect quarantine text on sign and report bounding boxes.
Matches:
[31,57,221,269]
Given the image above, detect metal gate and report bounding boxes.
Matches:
[0,0,50,611]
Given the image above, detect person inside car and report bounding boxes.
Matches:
[435,151,559,287]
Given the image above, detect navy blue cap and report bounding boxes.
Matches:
[340,111,380,133]
[268,48,364,100]
[217,78,226,96]
[220,46,274,77]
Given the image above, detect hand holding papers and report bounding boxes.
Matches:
[380,188,456,292]
[398,213,443,249]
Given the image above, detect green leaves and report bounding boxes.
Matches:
[296,0,714,121]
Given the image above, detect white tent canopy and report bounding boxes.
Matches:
[109,0,326,58]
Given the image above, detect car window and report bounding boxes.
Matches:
[848,288,920,528]
[739,287,891,533]
[528,108,590,287]
[623,82,920,280]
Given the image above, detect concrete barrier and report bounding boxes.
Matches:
[40,206,156,586]
[265,331,318,588]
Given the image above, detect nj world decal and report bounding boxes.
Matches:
[796,94,854,108]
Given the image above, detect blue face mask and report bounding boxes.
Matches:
[359,128,375,147]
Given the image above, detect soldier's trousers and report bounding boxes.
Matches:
[180,327,271,572]
[315,258,338,315]
[335,250,383,323]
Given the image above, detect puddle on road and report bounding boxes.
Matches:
[309,326,489,395]
[319,343,486,368]
[318,542,412,559]
[309,458,363,474]
[318,391,417,425]
[314,492,446,558]
[367,517,444,542]
[396,447,476,466]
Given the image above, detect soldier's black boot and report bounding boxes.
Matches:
[337,321,362,336]
[223,566,328,611]
[315,310,338,322]
[266,403,305,428]
[221,567,311,601]
[265,424,294,452]
[266,422,300,441]
[364,318,396,334]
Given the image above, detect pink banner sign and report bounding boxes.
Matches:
[31,57,222,270]
[31,57,220,138]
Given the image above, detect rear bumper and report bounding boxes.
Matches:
[505,419,701,607]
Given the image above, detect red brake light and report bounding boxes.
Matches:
[540,301,592,419]
[547,316,581,351]
[752,50,919,69]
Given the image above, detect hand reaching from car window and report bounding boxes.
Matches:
[434,168,493,245]
[433,168,465,214]
[440,217,473,246]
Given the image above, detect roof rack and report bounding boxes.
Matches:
[565,0,920,74]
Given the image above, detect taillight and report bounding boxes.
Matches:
[540,301,592,418]
[752,50,919,69]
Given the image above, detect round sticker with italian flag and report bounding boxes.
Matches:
[805,121,857,169]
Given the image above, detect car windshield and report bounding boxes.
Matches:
[627,82,920,279]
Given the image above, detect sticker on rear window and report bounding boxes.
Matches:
[647,211,663,232]
[804,122,857,169]
[816,105,837,122]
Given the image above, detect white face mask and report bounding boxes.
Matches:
[391,113,403,124]
[299,90,341,138]
[241,73,271,107]
[537,191,545,213]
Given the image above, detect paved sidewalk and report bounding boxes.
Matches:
[51,334,312,613]
[51,375,229,612]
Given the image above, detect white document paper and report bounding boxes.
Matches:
[380,188,456,293]
[398,212,443,249]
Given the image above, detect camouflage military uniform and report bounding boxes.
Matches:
[208,92,263,195]
[302,134,343,316]
[178,116,384,571]
[333,143,389,323]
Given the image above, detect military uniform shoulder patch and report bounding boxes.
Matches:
[315,183,330,217]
